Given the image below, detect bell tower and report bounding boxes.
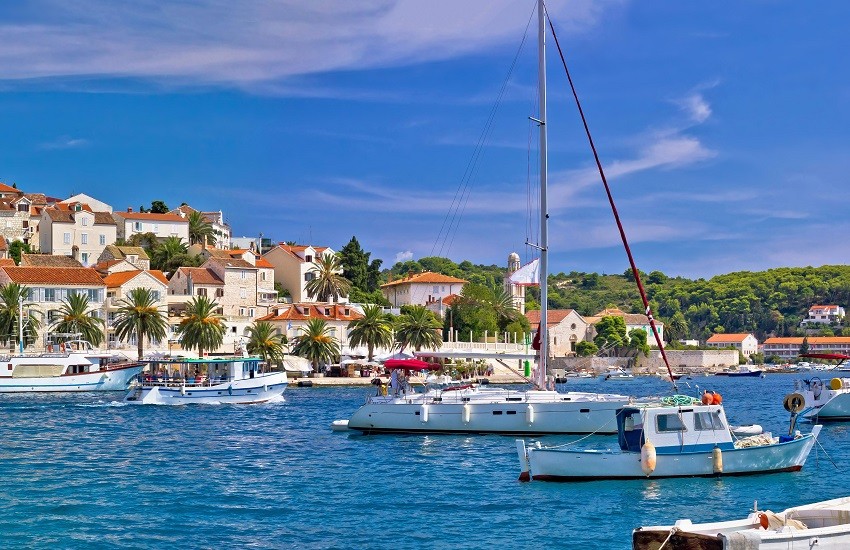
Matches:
[505,252,526,314]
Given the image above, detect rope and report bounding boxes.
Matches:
[656,527,678,550]
[660,395,700,406]
[543,411,619,449]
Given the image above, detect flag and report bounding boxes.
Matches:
[531,322,542,351]
[508,259,540,286]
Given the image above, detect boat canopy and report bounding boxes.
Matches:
[800,353,850,361]
[384,358,439,371]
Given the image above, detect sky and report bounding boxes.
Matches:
[0,0,848,279]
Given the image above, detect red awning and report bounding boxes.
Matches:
[384,358,440,371]
[800,353,850,361]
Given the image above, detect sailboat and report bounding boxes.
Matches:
[339,1,635,436]
[515,1,822,482]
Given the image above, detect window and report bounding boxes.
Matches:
[44,288,56,302]
[99,234,106,245]
[198,288,207,297]
[260,272,266,281]
[305,255,313,262]
[694,412,725,431]
[304,272,315,282]
[248,308,255,318]
[153,223,159,233]
[215,288,224,298]
[22,220,28,229]
[433,286,439,294]
[81,233,88,245]
[133,222,143,232]
[82,217,89,226]
[63,233,71,244]
[239,308,246,316]
[18,202,29,212]
[239,288,247,299]
[81,252,89,264]
[656,414,687,433]
[151,291,161,301]
[324,308,330,315]
[344,308,350,316]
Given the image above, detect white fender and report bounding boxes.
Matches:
[462,403,471,424]
[420,404,429,423]
[526,404,535,424]
[640,440,656,475]
[712,447,723,474]
[180,385,186,396]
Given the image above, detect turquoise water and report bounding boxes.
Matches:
[1,374,847,549]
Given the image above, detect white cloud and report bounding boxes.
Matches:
[0,0,619,92]
[678,93,711,124]
[38,136,90,150]
[395,250,413,263]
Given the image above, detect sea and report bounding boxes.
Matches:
[1,373,847,549]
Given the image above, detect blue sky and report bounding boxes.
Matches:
[0,1,848,279]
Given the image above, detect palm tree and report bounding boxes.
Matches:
[490,287,520,326]
[246,321,286,367]
[305,254,351,302]
[395,305,442,352]
[112,287,168,360]
[175,295,226,357]
[291,318,340,373]
[187,211,216,246]
[347,304,393,361]
[0,282,40,349]
[52,292,105,346]
[151,236,188,271]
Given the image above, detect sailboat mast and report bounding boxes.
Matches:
[537,0,549,390]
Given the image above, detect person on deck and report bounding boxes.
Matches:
[390,369,400,396]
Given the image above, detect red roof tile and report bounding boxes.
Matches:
[525,309,578,326]
[2,266,105,286]
[707,333,754,344]
[257,303,363,322]
[171,267,224,285]
[114,211,186,222]
[381,271,468,288]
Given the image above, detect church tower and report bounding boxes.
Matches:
[505,252,526,314]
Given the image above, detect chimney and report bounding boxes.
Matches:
[127,207,133,212]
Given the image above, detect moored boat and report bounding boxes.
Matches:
[124,356,287,405]
[0,340,143,392]
[516,395,822,481]
[633,496,850,549]
[790,354,850,421]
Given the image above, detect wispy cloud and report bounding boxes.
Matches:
[395,250,413,263]
[38,136,90,150]
[0,0,620,94]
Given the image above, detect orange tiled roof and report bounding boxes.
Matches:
[381,271,468,288]
[764,337,850,344]
[257,303,363,322]
[149,270,168,285]
[0,235,7,250]
[102,270,144,288]
[172,267,224,285]
[255,257,273,268]
[20,254,83,268]
[114,211,186,222]
[707,333,754,344]
[2,266,105,285]
[0,182,22,194]
[526,309,579,326]
[0,258,15,267]
[205,257,255,269]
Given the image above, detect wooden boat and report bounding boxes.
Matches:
[516,396,822,481]
[633,496,850,549]
[124,356,287,405]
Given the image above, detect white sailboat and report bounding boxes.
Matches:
[341,0,635,436]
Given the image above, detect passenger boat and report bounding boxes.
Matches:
[633,496,850,549]
[0,340,143,392]
[124,356,287,405]
[602,368,635,381]
[516,396,822,481]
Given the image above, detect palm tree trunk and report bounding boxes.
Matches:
[137,334,144,361]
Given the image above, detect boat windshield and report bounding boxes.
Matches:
[617,408,644,452]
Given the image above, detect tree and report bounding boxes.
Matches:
[666,311,689,342]
[575,341,598,357]
[291,318,340,373]
[8,241,31,265]
[396,305,442,352]
[176,296,226,357]
[52,293,105,346]
[305,254,351,302]
[187,211,215,246]
[149,200,169,214]
[799,336,810,357]
[339,236,370,291]
[246,321,286,367]
[627,328,650,356]
[594,316,627,354]
[126,232,159,250]
[0,283,40,349]
[112,287,168,360]
[347,304,393,361]
[151,236,188,271]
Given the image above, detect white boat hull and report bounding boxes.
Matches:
[800,380,850,420]
[348,389,631,434]
[124,372,288,405]
[634,495,850,550]
[519,426,821,481]
[0,363,144,392]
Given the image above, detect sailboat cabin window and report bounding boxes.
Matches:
[694,412,725,431]
[656,414,687,432]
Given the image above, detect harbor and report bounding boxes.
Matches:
[0,373,843,549]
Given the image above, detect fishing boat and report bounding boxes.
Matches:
[633,496,850,549]
[516,395,822,481]
[715,365,765,378]
[339,4,640,435]
[0,339,143,392]
[124,356,287,405]
[791,353,850,421]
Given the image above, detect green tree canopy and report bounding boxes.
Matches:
[305,254,352,302]
[52,293,105,346]
[112,287,168,360]
[347,304,393,361]
[246,321,286,367]
[291,318,340,373]
[396,305,442,352]
[176,296,226,356]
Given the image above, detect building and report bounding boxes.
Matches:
[763,337,850,360]
[586,308,665,347]
[170,204,231,249]
[0,266,105,349]
[256,303,364,351]
[525,309,589,356]
[380,271,467,309]
[99,263,168,350]
[20,254,83,268]
[97,245,151,271]
[39,203,117,265]
[705,333,759,357]
[232,235,273,254]
[61,193,113,213]
[112,209,189,243]
[801,305,846,327]
[263,244,348,304]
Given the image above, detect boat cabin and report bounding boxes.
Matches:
[141,357,264,386]
[617,404,735,454]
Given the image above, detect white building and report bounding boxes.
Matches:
[380,271,467,309]
[170,204,231,249]
[526,309,588,356]
[39,203,117,266]
[263,244,348,304]
[801,304,846,326]
[763,337,850,360]
[112,209,189,243]
[705,333,759,357]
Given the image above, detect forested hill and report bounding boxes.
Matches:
[386,257,850,341]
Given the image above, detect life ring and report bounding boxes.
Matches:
[783,392,805,413]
